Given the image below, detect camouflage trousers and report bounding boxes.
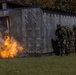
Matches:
[58,40,65,56]
[58,39,70,56]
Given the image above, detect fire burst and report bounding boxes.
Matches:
[0,35,23,58]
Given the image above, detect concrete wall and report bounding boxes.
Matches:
[0,9,23,44]
[9,9,23,43]
[42,13,53,53]
[0,8,76,54]
[41,10,76,53]
[21,8,76,53]
[22,8,42,53]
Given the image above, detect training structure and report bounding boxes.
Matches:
[0,0,76,54]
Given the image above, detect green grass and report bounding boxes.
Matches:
[0,54,76,75]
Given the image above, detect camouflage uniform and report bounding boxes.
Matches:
[64,26,71,54]
[72,25,76,52]
[70,30,75,53]
[55,25,65,56]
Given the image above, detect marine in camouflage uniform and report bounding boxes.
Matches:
[70,30,75,53]
[55,25,65,56]
[72,25,76,52]
[64,26,72,54]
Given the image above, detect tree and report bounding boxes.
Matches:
[12,0,76,11]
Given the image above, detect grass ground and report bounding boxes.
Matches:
[0,53,76,75]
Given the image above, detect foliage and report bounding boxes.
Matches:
[3,0,76,11]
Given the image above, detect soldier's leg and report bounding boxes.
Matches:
[65,45,68,54]
[57,41,61,55]
[57,40,60,55]
[75,40,76,52]
[65,43,70,55]
[60,43,64,56]
[68,42,70,54]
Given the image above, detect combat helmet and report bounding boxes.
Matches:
[57,24,61,29]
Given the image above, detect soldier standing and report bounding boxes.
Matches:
[70,30,75,53]
[73,25,76,52]
[65,26,71,54]
[55,25,65,56]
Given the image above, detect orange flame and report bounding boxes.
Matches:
[0,35,23,58]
